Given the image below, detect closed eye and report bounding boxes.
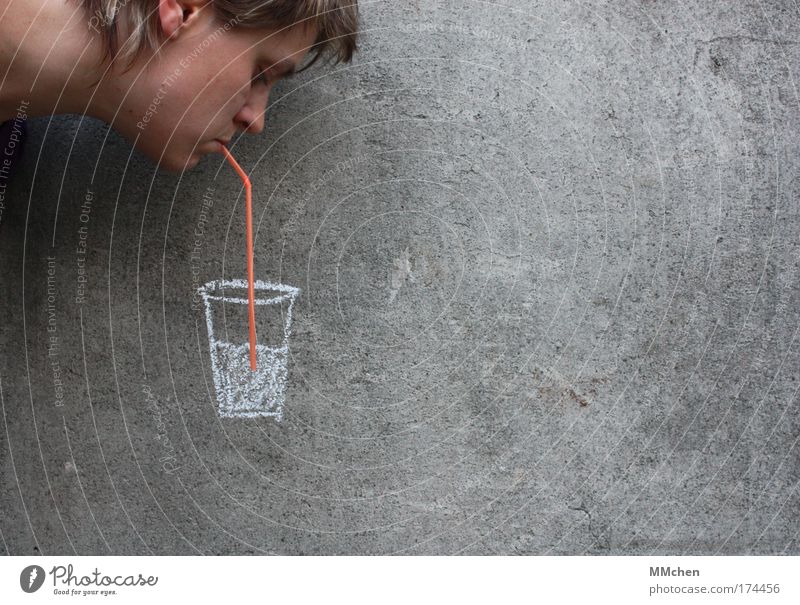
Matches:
[251,69,270,87]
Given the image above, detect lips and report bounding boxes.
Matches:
[210,139,229,153]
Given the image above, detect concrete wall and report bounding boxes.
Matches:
[1,0,798,554]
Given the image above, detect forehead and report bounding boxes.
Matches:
[249,21,318,66]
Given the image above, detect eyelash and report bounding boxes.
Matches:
[252,69,270,86]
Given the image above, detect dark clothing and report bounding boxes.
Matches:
[0,115,27,183]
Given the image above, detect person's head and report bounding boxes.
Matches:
[74,0,359,171]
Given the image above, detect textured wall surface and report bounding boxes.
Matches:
[1,0,798,555]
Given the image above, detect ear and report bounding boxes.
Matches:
[158,0,207,39]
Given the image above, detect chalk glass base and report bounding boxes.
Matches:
[212,342,288,419]
[198,279,300,421]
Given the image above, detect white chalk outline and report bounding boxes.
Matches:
[198,279,300,420]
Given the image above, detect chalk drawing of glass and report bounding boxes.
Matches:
[199,279,300,420]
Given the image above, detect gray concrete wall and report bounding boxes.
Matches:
[1,0,798,554]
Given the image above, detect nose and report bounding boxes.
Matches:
[234,106,264,134]
[233,89,269,135]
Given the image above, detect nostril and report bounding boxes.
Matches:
[234,118,254,133]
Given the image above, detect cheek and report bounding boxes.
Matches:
[133,60,250,148]
[184,74,248,126]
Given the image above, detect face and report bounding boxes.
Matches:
[113,5,317,172]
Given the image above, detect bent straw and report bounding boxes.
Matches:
[221,145,257,371]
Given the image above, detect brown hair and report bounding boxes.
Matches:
[76,0,359,72]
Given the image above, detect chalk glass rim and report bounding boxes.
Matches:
[198,278,301,306]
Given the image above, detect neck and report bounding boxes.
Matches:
[0,0,122,123]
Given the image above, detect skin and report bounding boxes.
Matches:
[0,0,318,171]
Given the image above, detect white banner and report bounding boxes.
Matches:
[1,556,797,604]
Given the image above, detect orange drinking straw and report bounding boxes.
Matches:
[221,145,257,371]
